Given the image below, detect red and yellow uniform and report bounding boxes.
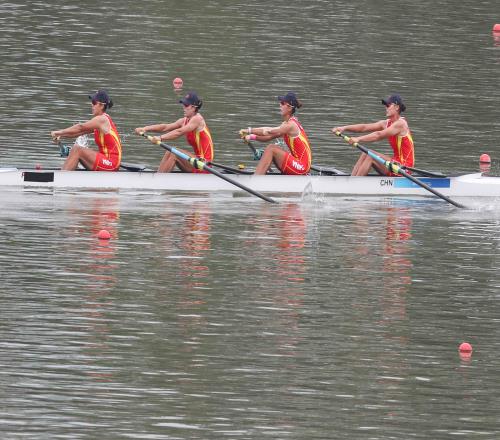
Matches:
[387,118,414,171]
[183,117,214,174]
[280,117,312,175]
[92,113,122,171]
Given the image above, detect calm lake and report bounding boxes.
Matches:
[1,1,500,438]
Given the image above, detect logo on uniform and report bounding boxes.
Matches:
[102,159,112,166]
[291,160,305,171]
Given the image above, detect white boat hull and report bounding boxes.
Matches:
[0,169,499,198]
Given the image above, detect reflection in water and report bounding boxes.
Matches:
[492,31,500,47]
[245,203,308,359]
[382,206,413,323]
[155,202,214,357]
[64,197,120,383]
[180,206,212,289]
[479,162,491,174]
[345,203,413,327]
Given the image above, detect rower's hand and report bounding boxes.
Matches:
[50,131,61,143]
[331,127,344,135]
[135,127,146,135]
[150,136,161,144]
[349,136,359,145]
[239,129,249,140]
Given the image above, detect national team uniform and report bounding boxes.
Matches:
[92,113,122,171]
[183,117,214,174]
[386,118,414,176]
[280,117,312,175]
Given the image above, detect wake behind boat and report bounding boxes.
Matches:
[0,167,498,198]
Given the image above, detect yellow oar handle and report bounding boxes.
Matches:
[335,131,360,148]
[140,132,162,146]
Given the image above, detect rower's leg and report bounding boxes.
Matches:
[371,160,390,175]
[62,145,97,171]
[175,156,195,173]
[255,144,287,175]
[351,153,368,175]
[157,151,177,173]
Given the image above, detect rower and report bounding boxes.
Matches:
[51,89,122,171]
[135,91,214,173]
[239,92,312,175]
[332,94,414,176]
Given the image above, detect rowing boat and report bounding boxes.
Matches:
[0,167,498,198]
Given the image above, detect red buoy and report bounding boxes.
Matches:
[479,153,491,163]
[493,24,500,32]
[97,229,111,240]
[173,77,183,89]
[459,342,472,353]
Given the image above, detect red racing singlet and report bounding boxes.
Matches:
[281,117,312,175]
[93,113,122,171]
[183,118,214,162]
[386,118,414,167]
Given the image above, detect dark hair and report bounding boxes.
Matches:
[291,99,302,114]
[104,99,113,111]
[89,89,114,111]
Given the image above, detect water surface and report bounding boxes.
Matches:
[1,1,500,438]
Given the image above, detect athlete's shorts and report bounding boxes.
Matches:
[92,152,120,171]
[279,152,310,175]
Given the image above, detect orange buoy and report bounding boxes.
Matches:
[493,24,500,32]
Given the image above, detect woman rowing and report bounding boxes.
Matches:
[239,92,312,175]
[332,94,414,176]
[51,89,122,171]
[135,91,214,173]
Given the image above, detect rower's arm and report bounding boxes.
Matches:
[135,119,183,135]
[355,119,403,143]
[159,116,199,141]
[333,120,385,134]
[245,122,292,142]
[51,117,100,139]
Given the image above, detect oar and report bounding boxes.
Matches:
[206,160,253,175]
[400,165,446,178]
[310,165,349,176]
[139,132,277,203]
[334,131,466,208]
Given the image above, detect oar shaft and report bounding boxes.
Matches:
[335,131,465,208]
[400,165,446,178]
[140,133,277,203]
